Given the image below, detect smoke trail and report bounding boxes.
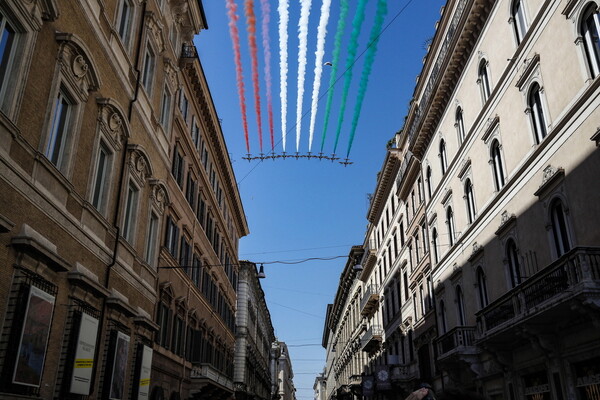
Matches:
[295,0,312,152]
[346,0,388,157]
[260,0,275,152]
[319,0,349,153]
[278,0,289,151]
[226,0,250,153]
[244,0,263,153]
[332,0,369,154]
[307,0,332,152]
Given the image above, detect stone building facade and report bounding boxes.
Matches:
[271,341,297,400]
[0,1,247,399]
[234,261,276,400]
[321,0,600,399]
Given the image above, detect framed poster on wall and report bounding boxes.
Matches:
[69,312,99,395]
[109,331,130,400]
[12,286,55,387]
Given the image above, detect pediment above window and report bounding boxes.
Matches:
[55,32,101,100]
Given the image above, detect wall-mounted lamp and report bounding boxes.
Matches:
[353,256,363,272]
[258,264,266,278]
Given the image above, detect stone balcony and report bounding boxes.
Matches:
[349,374,362,389]
[361,325,384,352]
[390,362,418,383]
[476,247,600,345]
[436,326,477,361]
[360,284,380,317]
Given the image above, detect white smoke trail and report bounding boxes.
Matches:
[295,0,312,152]
[278,0,289,151]
[307,0,331,152]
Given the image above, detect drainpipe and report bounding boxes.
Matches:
[92,0,148,394]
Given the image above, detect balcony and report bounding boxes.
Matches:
[180,43,198,65]
[436,326,476,361]
[359,239,378,280]
[349,374,362,388]
[361,325,383,352]
[390,362,418,383]
[360,284,380,316]
[477,247,600,344]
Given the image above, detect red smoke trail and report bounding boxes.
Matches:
[260,0,275,152]
[226,0,250,153]
[245,0,264,153]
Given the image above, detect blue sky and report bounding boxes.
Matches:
[195,1,442,398]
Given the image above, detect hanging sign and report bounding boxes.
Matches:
[70,312,99,395]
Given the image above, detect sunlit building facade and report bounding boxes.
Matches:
[0,0,248,399]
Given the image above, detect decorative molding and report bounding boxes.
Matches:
[96,98,130,150]
[481,115,500,143]
[149,179,170,214]
[145,11,166,53]
[591,127,600,147]
[457,158,472,180]
[495,211,517,236]
[127,145,154,186]
[516,53,541,90]
[55,32,101,99]
[534,165,565,198]
[468,242,484,262]
[441,188,453,206]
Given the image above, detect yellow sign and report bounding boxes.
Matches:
[140,378,150,386]
[74,359,93,368]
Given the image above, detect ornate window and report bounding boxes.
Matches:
[141,44,155,94]
[116,0,135,49]
[455,285,466,325]
[550,198,572,257]
[439,139,448,175]
[476,267,489,308]
[529,83,547,144]
[426,165,433,199]
[478,60,491,103]
[431,228,439,263]
[159,85,173,130]
[91,141,113,213]
[122,180,139,243]
[581,4,600,77]
[506,239,522,288]
[455,107,466,143]
[439,300,447,334]
[144,212,159,265]
[464,179,476,224]
[491,139,505,190]
[512,0,528,45]
[446,206,455,247]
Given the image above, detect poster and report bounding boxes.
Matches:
[109,331,130,400]
[70,312,99,395]
[13,286,55,387]
[137,345,153,399]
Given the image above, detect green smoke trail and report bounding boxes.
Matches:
[319,0,349,153]
[332,0,369,155]
[346,0,388,158]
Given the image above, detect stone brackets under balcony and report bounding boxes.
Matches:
[361,325,383,352]
[476,247,600,346]
[436,326,478,363]
[360,284,380,316]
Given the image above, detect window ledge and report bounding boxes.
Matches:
[11,224,71,272]
[0,213,15,233]
[67,263,110,298]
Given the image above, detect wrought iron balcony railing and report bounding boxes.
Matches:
[181,43,198,60]
[361,325,383,352]
[477,247,600,337]
[436,326,476,359]
[360,284,380,316]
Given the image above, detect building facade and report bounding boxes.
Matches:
[234,261,276,400]
[322,0,600,399]
[271,341,297,400]
[0,1,248,399]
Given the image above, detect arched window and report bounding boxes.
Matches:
[550,199,572,257]
[432,228,439,263]
[446,206,455,247]
[464,179,476,224]
[456,107,466,143]
[439,300,447,334]
[529,83,547,144]
[440,139,448,175]
[476,267,489,308]
[426,166,433,199]
[478,60,491,102]
[455,285,466,326]
[491,139,505,190]
[506,239,522,288]
[581,4,600,77]
[512,0,528,45]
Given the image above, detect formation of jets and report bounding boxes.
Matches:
[242,152,353,165]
